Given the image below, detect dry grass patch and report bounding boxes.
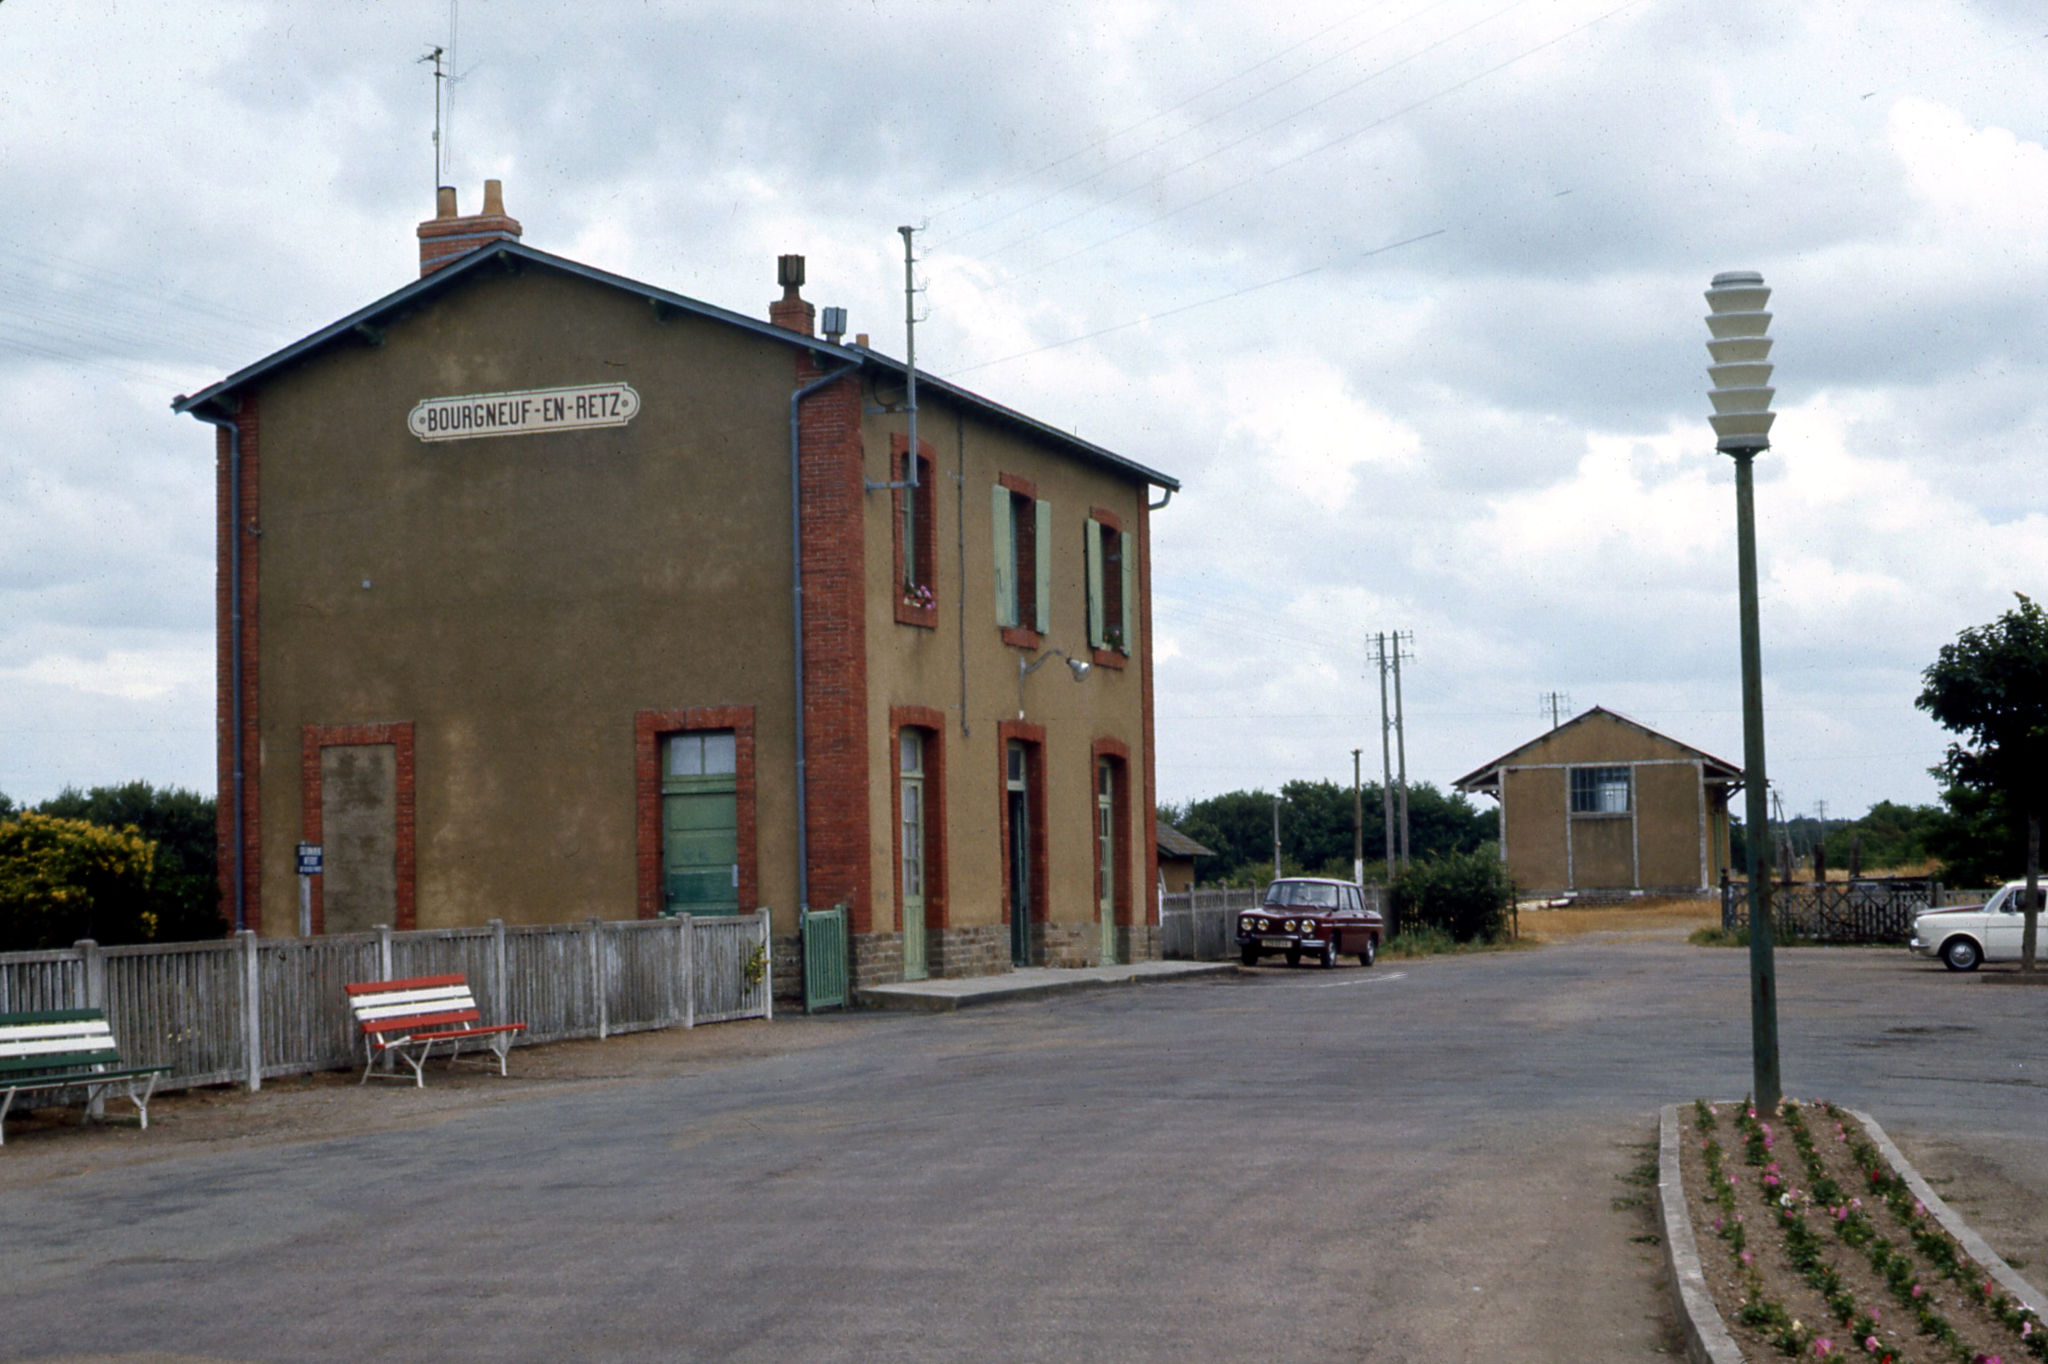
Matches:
[1515,896,1719,944]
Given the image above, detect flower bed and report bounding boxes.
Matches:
[1682,1098,2044,1361]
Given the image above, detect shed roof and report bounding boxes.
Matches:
[172,238,1178,492]
[1451,705,1743,794]
[1156,822,1217,859]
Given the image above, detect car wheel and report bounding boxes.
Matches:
[1320,939,1339,969]
[1941,937,1982,972]
[1285,948,1302,968]
[1358,935,1377,968]
[1240,945,1259,967]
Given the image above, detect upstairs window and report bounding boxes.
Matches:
[1570,765,1632,814]
[1085,511,1134,658]
[894,441,935,627]
[992,477,1049,638]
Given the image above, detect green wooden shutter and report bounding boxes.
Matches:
[1119,529,1135,656]
[992,486,1016,628]
[1033,498,1052,634]
[1084,518,1105,650]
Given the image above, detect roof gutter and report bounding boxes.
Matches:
[790,357,863,915]
[186,404,248,934]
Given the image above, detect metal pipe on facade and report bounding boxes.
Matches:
[789,358,863,914]
[191,407,247,933]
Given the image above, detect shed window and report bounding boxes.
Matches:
[1570,766,1631,814]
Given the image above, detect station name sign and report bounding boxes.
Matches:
[408,382,641,442]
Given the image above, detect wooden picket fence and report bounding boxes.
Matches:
[0,912,772,1095]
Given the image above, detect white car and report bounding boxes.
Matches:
[1909,880,2046,971]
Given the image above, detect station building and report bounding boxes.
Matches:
[174,182,1177,992]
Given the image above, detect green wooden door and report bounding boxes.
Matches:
[663,731,738,916]
[1097,759,1117,965]
[900,729,928,980]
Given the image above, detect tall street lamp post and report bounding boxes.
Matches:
[1706,270,1781,1112]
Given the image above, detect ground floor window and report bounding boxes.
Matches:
[634,707,756,921]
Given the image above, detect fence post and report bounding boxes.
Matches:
[490,919,508,1027]
[681,914,695,1030]
[376,924,393,981]
[588,917,607,1040]
[238,930,263,1092]
[74,940,105,1116]
[760,910,773,1021]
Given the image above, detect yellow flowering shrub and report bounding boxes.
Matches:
[0,812,158,951]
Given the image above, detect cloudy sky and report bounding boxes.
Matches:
[2,0,2044,823]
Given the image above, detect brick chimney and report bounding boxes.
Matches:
[769,254,815,336]
[417,179,523,277]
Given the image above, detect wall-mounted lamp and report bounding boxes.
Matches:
[1017,647,1091,718]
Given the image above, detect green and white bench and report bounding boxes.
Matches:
[0,1009,172,1146]
[346,974,526,1087]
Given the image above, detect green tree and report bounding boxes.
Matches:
[37,783,224,942]
[0,812,159,951]
[1917,594,2048,970]
[1170,780,1493,885]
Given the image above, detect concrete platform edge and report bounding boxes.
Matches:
[855,962,1238,1012]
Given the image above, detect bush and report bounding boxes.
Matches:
[1391,848,1512,943]
[35,783,223,941]
[0,812,159,951]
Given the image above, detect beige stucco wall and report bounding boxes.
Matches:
[859,391,1153,944]
[1488,714,1732,893]
[251,267,802,932]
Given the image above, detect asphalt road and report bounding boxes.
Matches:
[4,930,2043,1362]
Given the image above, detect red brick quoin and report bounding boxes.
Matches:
[215,398,262,932]
[634,707,757,921]
[301,722,416,933]
[889,705,949,933]
[795,353,872,929]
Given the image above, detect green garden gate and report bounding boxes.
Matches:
[801,906,848,1013]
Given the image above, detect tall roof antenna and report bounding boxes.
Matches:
[419,44,447,191]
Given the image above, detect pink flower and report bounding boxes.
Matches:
[2021,1320,2033,1338]
[1814,1340,1834,1357]
[1913,1200,1925,1217]
[1863,1338,1879,1354]
[1741,1250,1754,1267]
[1911,1284,1923,1299]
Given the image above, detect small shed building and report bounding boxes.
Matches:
[1452,707,1741,897]
[1155,822,1217,893]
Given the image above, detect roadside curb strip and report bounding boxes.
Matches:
[1658,1102,2046,1364]
[1849,1108,2046,1312]
[1657,1104,1744,1364]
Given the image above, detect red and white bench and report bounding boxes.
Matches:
[344,975,526,1087]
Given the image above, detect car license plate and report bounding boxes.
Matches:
[1261,937,1292,949]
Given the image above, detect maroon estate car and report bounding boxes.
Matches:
[1237,877,1383,968]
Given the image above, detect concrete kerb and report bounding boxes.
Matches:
[1657,1104,1744,1364]
[1657,1102,2047,1364]
[1849,1108,2047,1312]
[855,960,1237,1012]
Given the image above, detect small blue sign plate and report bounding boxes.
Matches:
[296,843,323,876]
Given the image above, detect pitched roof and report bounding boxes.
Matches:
[1450,705,1743,793]
[172,238,1178,492]
[1156,821,1217,858]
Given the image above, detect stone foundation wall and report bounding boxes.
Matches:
[1117,923,1161,963]
[770,932,804,1008]
[1034,921,1098,969]
[929,925,1009,978]
[851,930,903,988]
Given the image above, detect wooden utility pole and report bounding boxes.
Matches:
[1352,748,1364,885]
